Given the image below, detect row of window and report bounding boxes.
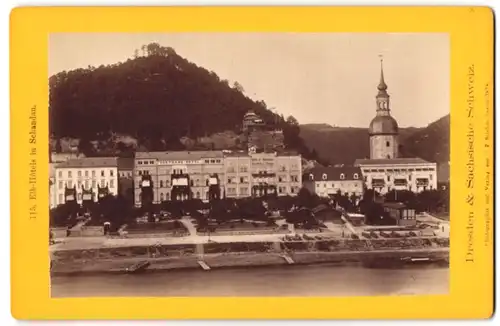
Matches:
[57,193,102,203]
[226,167,249,173]
[315,182,360,189]
[141,186,300,201]
[226,187,249,195]
[58,180,115,189]
[138,159,223,165]
[57,169,115,178]
[309,173,359,181]
[363,168,435,173]
[370,175,433,182]
[139,175,300,186]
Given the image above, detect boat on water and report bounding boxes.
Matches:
[363,256,447,269]
[125,261,151,274]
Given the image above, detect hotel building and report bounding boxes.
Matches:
[303,166,364,197]
[134,150,302,207]
[54,157,119,206]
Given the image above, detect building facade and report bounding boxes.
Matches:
[225,151,302,198]
[355,158,437,194]
[134,151,226,207]
[134,150,302,206]
[54,157,119,206]
[49,152,86,208]
[303,166,364,197]
[353,59,438,194]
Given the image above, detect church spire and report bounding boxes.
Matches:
[377,56,388,91]
[375,56,390,114]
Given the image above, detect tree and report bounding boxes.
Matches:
[55,138,62,153]
[233,81,244,93]
[77,136,95,156]
[286,115,299,126]
[296,187,320,209]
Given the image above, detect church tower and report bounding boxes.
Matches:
[368,58,399,159]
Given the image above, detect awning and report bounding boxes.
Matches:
[416,178,429,186]
[394,179,408,186]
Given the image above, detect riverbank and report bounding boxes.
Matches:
[51,247,449,277]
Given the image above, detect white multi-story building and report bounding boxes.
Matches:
[354,158,437,194]
[49,152,85,209]
[54,157,119,206]
[303,166,364,197]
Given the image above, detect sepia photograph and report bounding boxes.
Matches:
[48,33,450,298]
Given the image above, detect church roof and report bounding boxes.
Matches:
[377,58,388,92]
[354,158,433,166]
[369,114,398,135]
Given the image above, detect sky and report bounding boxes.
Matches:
[49,33,449,128]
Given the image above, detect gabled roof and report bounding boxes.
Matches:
[354,157,432,166]
[304,166,362,181]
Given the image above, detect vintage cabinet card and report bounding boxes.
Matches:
[10,6,494,320]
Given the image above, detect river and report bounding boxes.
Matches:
[51,264,449,297]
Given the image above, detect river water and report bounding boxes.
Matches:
[51,264,449,297]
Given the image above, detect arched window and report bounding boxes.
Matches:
[196,192,200,199]
[166,192,170,200]
[353,173,359,179]
[340,173,345,180]
[386,141,390,147]
[387,154,391,159]
[309,174,314,181]
[160,193,164,202]
[160,180,163,187]
[322,173,327,180]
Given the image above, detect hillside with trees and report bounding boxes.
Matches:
[300,114,449,166]
[49,42,315,160]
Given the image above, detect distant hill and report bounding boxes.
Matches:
[300,114,449,166]
[402,114,450,164]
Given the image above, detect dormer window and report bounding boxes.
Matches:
[322,173,327,180]
[340,173,345,180]
[309,174,314,181]
[353,173,359,180]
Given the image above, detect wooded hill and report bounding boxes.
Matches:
[49,42,313,159]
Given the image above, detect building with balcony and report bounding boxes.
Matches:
[54,157,118,206]
[134,151,225,206]
[354,158,437,194]
[49,152,86,209]
[133,149,302,206]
